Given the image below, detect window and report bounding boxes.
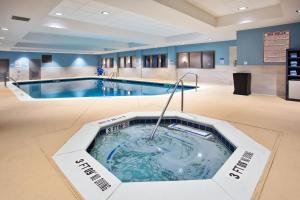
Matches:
[143,54,167,68]
[125,56,132,68]
[190,52,202,68]
[177,51,215,69]
[144,56,151,68]
[152,55,159,68]
[101,58,114,68]
[118,56,135,68]
[177,53,189,68]
[42,55,52,63]
[202,51,215,69]
[119,57,125,68]
[160,54,167,68]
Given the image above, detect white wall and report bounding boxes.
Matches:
[236,65,285,97]
[6,56,285,97]
[115,64,285,97]
[177,66,235,85]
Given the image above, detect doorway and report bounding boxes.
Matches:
[29,59,41,80]
[0,59,9,82]
[229,46,237,66]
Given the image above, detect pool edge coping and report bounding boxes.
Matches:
[52,112,271,200]
[7,76,199,102]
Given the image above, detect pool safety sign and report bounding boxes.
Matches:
[106,121,130,134]
[75,158,111,191]
[264,30,290,63]
[212,146,270,200]
[229,151,254,180]
[53,150,121,200]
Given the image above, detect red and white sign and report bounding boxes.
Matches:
[264,31,290,63]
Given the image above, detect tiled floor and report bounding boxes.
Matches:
[0,80,299,200]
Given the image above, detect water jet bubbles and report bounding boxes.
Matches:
[178,168,184,174]
[156,147,162,152]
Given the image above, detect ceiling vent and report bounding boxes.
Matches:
[11,15,31,22]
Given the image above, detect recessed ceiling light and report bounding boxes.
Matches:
[1,27,8,31]
[46,23,65,29]
[55,12,63,16]
[238,6,248,11]
[240,19,253,24]
[296,9,300,13]
[100,11,111,15]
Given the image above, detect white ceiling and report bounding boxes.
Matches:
[0,0,299,54]
[186,0,280,17]
[50,0,193,37]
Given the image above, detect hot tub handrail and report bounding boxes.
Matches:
[150,72,198,140]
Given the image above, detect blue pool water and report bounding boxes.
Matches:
[88,124,233,182]
[17,78,194,99]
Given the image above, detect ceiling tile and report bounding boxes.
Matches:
[49,0,192,37]
[186,0,280,16]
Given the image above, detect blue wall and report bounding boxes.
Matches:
[42,53,98,67]
[0,51,99,68]
[2,22,299,69]
[175,40,236,65]
[118,51,137,57]
[100,40,237,66]
[237,22,300,65]
[142,47,168,55]
[99,22,300,67]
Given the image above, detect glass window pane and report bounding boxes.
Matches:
[190,52,201,68]
[125,56,132,68]
[177,53,189,68]
[119,57,125,68]
[144,56,151,68]
[202,51,215,69]
[132,57,137,68]
[160,54,167,67]
[152,55,158,67]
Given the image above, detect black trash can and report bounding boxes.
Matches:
[233,73,251,95]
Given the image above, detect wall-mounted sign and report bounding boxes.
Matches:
[264,30,290,63]
[219,58,225,65]
[75,158,111,192]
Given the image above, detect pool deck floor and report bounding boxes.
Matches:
[0,78,300,200]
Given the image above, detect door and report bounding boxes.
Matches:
[29,59,41,80]
[0,59,9,82]
[229,46,237,66]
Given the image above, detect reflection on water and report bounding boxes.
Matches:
[88,124,233,182]
[18,79,191,98]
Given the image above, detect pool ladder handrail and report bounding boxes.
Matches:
[1,72,20,88]
[108,72,118,79]
[149,72,198,140]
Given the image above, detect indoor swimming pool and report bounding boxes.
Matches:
[15,78,195,99]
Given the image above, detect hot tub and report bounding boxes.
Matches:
[53,112,270,200]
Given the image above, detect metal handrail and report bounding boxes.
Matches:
[1,72,20,88]
[108,72,118,79]
[149,72,198,140]
[6,76,20,88]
